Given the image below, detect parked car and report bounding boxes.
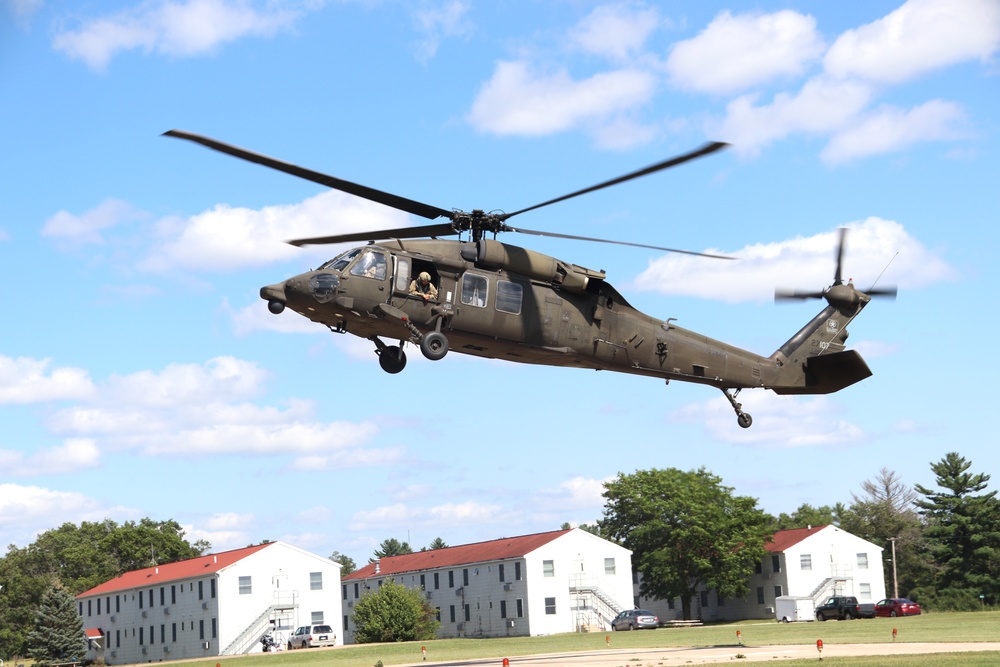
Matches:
[611,609,659,630]
[875,598,922,617]
[287,624,336,649]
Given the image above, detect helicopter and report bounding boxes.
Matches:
[164,130,895,428]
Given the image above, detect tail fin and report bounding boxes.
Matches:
[768,302,871,394]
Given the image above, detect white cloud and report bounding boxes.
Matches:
[534,476,609,512]
[413,0,473,63]
[0,356,95,404]
[1,439,101,477]
[824,0,1000,85]
[821,99,966,164]
[101,356,269,407]
[0,484,115,546]
[349,499,503,530]
[568,3,661,62]
[712,76,873,157]
[140,190,409,273]
[671,392,867,447]
[42,198,150,246]
[53,0,304,71]
[632,218,955,302]
[666,10,825,94]
[467,61,656,136]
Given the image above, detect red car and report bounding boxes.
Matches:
[875,598,922,617]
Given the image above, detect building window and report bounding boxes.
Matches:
[667,598,675,610]
[700,591,709,607]
[116,595,120,613]
[544,597,556,614]
[774,585,783,598]
[211,578,216,598]
[160,624,165,643]
[448,571,454,588]
[239,576,252,595]
[449,605,456,623]
[495,280,522,314]
[160,587,164,606]
[435,607,441,622]
[755,560,763,574]
[139,626,144,646]
[171,585,176,604]
[463,569,469,586]
[499,563,505,582]
[310,572,323,591]
[462,274,488,307]
[801,554,812,570]
[343,584,347,600]
[344,615,349,632]
[542,560,555,577]
[420,574,426,590]
[464,604,470,622]
[859,583,872,600]
[354,582,359,598]
[312,611,324,624]
[500,600,507,618]
[756,587,765,604]
[198,581,203,600]
[199,619,205,640]
[87,599,92,616]
[172,623,176,642]
[771,555,781,573]
[604,558,616,575]
[516,599,524,618]
[857,553,869,569]
[717,592,726,607]
[515,562,522,581]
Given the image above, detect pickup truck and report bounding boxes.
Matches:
[814,596,876,621]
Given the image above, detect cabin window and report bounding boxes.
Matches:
[462,274,488,308]
[350,250,387,279]
[395,258,410,292]
[321,247,361,271]
[495,280,522,314]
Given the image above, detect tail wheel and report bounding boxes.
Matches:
[378,345,407,373]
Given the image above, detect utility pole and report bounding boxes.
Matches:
[889,537,899,598]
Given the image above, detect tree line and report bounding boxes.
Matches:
[2,452,997,656]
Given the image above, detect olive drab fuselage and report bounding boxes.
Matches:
[261,238,876,425]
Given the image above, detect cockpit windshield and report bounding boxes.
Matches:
[320,248,362,272]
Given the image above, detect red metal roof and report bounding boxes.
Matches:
[75,542,275,598]
[343,529,572,580]
[766,525,830,552]
[85,628,103,639]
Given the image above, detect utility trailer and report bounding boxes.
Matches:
[775,596,815,623]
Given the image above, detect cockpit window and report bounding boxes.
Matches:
[320,248,361,272]
[349,250,387,280]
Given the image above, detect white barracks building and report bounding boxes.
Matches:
[75,541,343,663]
[342,528,633,641]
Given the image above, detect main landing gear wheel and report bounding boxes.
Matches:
[420,331,449,361]
[378,345,407,374]
[722,388,753,428]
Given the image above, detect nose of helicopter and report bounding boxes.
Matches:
[260,281,287,314]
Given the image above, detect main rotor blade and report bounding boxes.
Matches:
[865,286,898,299]
[501,141,729,220]
[775,288,825,301]
[506,225,735,259]
[287,222,459,247]
[163,130,453,221]
[834,227,847,285]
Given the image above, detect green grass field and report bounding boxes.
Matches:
[167,611,1000,667]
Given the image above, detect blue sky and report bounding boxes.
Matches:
[1,0,998,564]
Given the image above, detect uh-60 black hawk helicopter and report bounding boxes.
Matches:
[165,130,895,428]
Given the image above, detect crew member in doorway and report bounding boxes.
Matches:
[409,272,438,301]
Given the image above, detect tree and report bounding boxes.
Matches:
[26,584,85,667]
[0,518,205,658]
[351,579,439,643]
[913,453,1000,608]
[371,538,413,562]
[839,468,927,598]
[330,551,357,575]
[773,503,845,530]
[426,537,449,550]
[600,467,772,620]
